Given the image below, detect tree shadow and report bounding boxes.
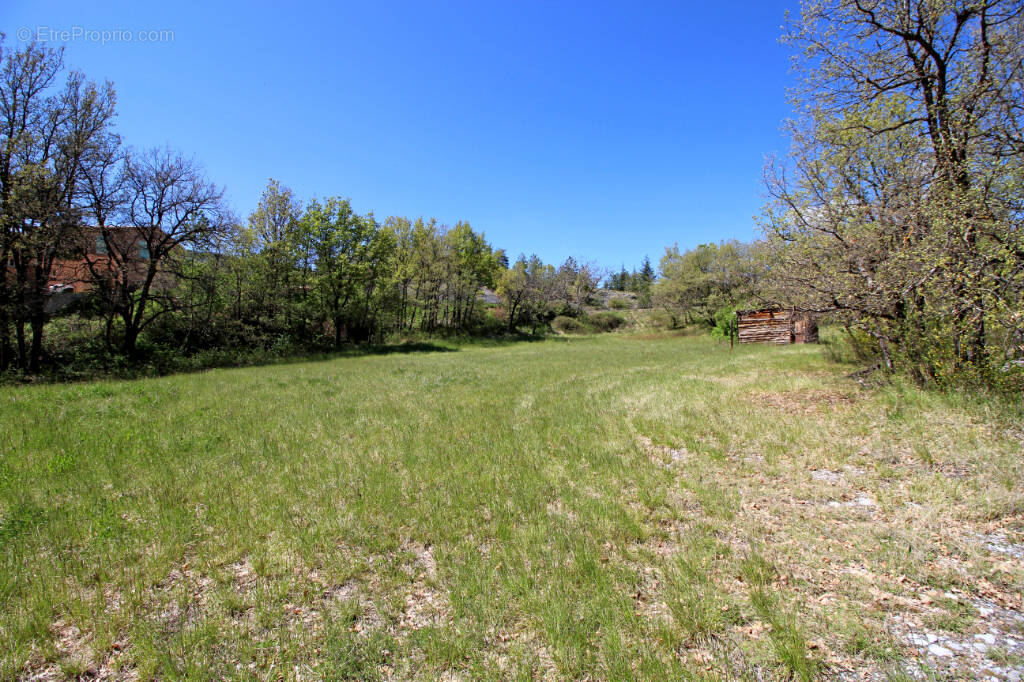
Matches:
[5,335,555,386]
[428,332,548,348]
[335,341,459,357]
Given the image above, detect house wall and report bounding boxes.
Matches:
[48,226,158,293]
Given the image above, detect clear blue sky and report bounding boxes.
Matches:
[3,1,797,273]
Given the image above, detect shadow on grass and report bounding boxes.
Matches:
[3,333,550,387]
[434,332,548,347]
[338,341,459,357]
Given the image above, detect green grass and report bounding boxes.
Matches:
[1,333,1022,679]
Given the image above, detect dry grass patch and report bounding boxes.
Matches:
[747,387,859,415]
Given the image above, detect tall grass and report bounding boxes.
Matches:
[1,334,1021,679]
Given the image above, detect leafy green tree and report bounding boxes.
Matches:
[168,244,236,351]
[553,257,600,312]
[636,256,655,291]
[495,249,509,270]
[633,255,656,306]
[444,221,500,329]
[653,241,761,327]
[383,216,416,331]
[498,254,557,332]
[300,198,393,346]
[762,0,1024,383]
[247,179,304,332]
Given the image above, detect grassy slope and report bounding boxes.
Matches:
[1,334,1022,680]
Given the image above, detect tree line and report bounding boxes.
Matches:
[0,37,612,375]
[606,256,656,299]
[5,0,1023,394]
[179,183,513,352]
[653,1,1024,391]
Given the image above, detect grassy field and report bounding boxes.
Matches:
[2,333,1023,680]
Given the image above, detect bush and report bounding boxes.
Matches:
[609,297,631,310]
[587,311,626,332]
[550,303,579,318]
[649,309,678,329]
[551,315,587,334]
[710,306,737,341]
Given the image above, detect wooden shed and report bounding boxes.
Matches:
[736,308,818,344]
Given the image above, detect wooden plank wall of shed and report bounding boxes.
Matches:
[793,315,819,344]
[737,310,794,344]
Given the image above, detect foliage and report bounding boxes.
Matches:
[497,254,556,332]
[299,197,390,345]
[761,0,1024,390]
[709,306,737,341]
[605,255,655,294]
[0,39,118,372]
[586,311,625,332]
[551,315,587,334]
[652,240,763,327]
[0,39,540,377]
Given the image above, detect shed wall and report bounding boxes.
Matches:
[736,309,817,344]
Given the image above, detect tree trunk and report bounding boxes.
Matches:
[29,312,44,374]
[26,262,48,373]
[104,309,115,351]
[0,298,9,371]
[16,319,27,370]
[120,290,141,356]
[121,315,139,357]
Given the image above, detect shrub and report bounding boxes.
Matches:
[551,315,587,334]
[550,303,578,318]
[710,306,737,341]
[609,297,631,310]
[649,309,678,329]
[587,311,626,332]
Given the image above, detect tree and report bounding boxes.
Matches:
[607,265,630,292]
[0,39,117,371]
[633,255,656,306]
[762,0,1024,381]
[636,256,655,291]
[498,254,557,332]
[495,249,509,270]
[170,237,237,352]
[444,221,500,329]
[384,216,416,331]
[246,179,303,332]
[300,197,392,346]
[653,241,761,327]
[113,147,230,356]
[555,256,580,310]
[554,256,600,312]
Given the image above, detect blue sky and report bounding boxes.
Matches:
[2,1,797,272]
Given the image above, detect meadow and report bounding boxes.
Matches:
[1,333,1022,680]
